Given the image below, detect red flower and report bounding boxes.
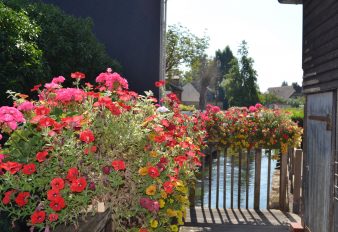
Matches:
[34,106,50,116]
[31,211,46,224]
[155,80,165,87]
[79,129,95,144]
[47,189,61,201]
[31,84,42,92]
[2,190,15,205]
[70,177,87,193]
[15,192,30,207]
[71,72,86,79]
[163,181,174,194]
[36,151,48,163]
[147,167,160,178]
[140,228,148,232]
[38,117,56,128]
[84,146,97,155]
[22,163,36,175]
[49,213,58,222]
[50,196,66,212]
[66,168,79,181]
[0,161,23,174]
[111,160,126,171]
[50,178,65,190]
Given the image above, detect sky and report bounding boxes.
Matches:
[167,0,303,92]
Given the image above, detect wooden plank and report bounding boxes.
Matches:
[208,148,212,208]
[293,149,303,214]
[231,153,235,209]
[201,152,205,206]
[304,92,333,232]
[254,149,262,210]
[216,149,220,208]
[246,149,250,209]
[267,149,272,210]
[279,151,288,212]
[238,150,242,208]
[223,148,227,209]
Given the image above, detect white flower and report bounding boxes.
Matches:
[157,106,169,113]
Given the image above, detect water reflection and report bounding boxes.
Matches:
[195,149,277,209]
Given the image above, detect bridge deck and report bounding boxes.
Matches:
[180,207,301,232]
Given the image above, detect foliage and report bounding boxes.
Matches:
[0,2,45,105]
[166,24,209,80]
[258,92,287,106]
[287,96,305,108]
[201,104,303,154]
[215,46,235,108]
[0,70,206,231]
[283,107,304,127]
[221,41,259,107]
[1,0,121,103]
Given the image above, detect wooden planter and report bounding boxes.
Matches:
[54,208,113,232]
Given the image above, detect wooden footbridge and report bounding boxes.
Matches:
[180,147,303,232]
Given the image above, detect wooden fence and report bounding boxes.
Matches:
[195,146,303,212]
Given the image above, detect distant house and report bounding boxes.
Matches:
[267,85,300,100]
[181,83,200,107]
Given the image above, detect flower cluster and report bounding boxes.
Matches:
[0,70,206,232]
[201,104,303,153]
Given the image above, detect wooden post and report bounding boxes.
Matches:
[267,149,271,209]
[238,149,242,208]
[216,149,220,208]
[293,149,303,214]
[223,147,227,209]
[246,149,250,209]
[254,149,262,210]
[208,147,212,208]
[231,153,235,209]
[280,150,288,211]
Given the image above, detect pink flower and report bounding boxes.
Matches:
[17,101,35,111]
[0,134,2,140]
[0,106,25,130]
[71,72,85,79]
[249,106,257,113]
[96,72,129,90]
[255,103,263,109]
[55,88,85,103]
[44,82,60,89]
[52,76,65,84]
[0,154,5,163]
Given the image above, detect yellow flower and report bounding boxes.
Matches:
[138,167,148,176]
[161,190,168,199]
[167,209,177,217]
[150,219,158,228]
[159,199,165,208]
[170,225,179,232]
[149,151,158,158]
[146,185,157,196]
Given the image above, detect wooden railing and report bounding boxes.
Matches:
[195,146,303,212]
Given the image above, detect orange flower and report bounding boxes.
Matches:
[146,185,156,196]
[138,167,148,176]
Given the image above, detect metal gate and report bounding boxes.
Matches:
[304,92,335,232]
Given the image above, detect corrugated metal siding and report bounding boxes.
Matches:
[304,92,334,232]
[303,0,338,93]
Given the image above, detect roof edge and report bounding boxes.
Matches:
[278,0,303,4]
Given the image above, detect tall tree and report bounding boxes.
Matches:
[222,41,259,107]
[238,41,259,106]
[215,46,234,108]
[281,81,288,86]
[165,24,209,80]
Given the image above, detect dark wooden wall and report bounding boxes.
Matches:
[302,0,338,94]
[42,0,162,97]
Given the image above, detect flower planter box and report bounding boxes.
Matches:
[54,209,113,232]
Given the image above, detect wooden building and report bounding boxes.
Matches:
[279,0,338,231]
[42,0,167,97]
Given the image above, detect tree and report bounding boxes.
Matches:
[281,81,288,86]
[165,24,209,80]
[259,92,286,106]
[222,41,259,107]
[215,46,235,108]
[2,0,121,92]
[238,41,259,106]
[0,2,45,105]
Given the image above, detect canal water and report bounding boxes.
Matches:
[195,150,277,209]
